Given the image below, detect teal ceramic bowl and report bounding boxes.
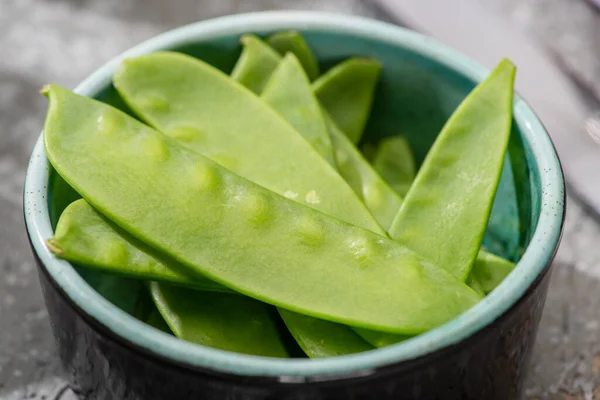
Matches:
[24,11,565,400]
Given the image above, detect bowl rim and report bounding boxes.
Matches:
[24,10,565,379]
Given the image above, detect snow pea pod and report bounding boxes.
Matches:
[471,250,515,294]
[146,306,173,334]
[115,50,383,353]
[267,30,320,81]
[43,84,481,334]
[277,309,371,357]
[327,113,402,232]
[267,31,320,81]
[312,58,381,144]
[149,283,288,357]
[261,53,335,166]
[372,136,417,197]
[50,198,372,356]
[114,51,381,233]
[48,199,232,293]
[466,274,485,297]
[231,35,379,146]
[388,59,516,281]
[230,34,281,94]
[259,56,374,356]
[352,328,410,348]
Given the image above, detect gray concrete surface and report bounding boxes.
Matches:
[0,0,599,399]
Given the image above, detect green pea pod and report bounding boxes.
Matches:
[261,53,335,166]
[43,84,481,334]
[352,327,410,348]
[466,274,485,297]
[230,34,281,94]
[48,199,232,293]
[76,269,147,317]
[146,306,173,334]
[472,250,516,294]
[327,113,402,232]
[372,136,417,197]
[360,142,378,162]
[389,59,516,281]
[231,34,378,148]
[114,51,381,233]
[260,52,372,356]
[149,283,288,357]
[50,199,371,356]
[312,58,381,144]
[277,309,371,357]
[114,50,384,353]
[267,30,320,81]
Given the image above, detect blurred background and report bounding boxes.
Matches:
[1,0,599,399]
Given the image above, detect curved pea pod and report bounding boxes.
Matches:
[353,327,410,348]
[372,136,417,197]
[262,53,335,166]
[277,309,372,357]
[48,199,232,293]
[472,250,516,294]
[327,113,402,232]
[354,275,485,346]
[51,198,366,357]
[389,59,516,281]
[114,51,381,233]
[43,85,481,334]
[146,306,173,334]
[312,58,381,144]
[252,50,374,357]
[230,34,281,94]
[267,30,320,81]
[466,274,485,297]
[149,283,288,357]
[360,142,378,163]
[116,49,382,356]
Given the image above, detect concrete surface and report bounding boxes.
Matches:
[0,0,599,399]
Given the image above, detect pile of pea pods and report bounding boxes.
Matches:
[43,31,517,358]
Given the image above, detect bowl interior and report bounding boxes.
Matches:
[47,29,538,318]
[25,12,563,377]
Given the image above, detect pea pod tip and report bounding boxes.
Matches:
[45,239,64,256]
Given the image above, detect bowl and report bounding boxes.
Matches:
[23,11,565,400]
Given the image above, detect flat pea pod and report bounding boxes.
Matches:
[261,53,335,166]
[352,328,410,348]
[323,124,513,296]
[388,59,516,281]
[149,282,288,357]
[43,84,481,334]
[312,58,382,144]
[259,52,372,356]
[278,309,371,357]
[466,274,485,297]
[77,269,147,317]
[327,112,402,232]
[267,30,320,81]
[48,199,232,293]
[146,306,173,334]
[372,136,417,197]
[232,35,379,147]
[230,34,281,94]
[115,50,382,354]
[114,51,381,234]
[236,40,397,234]
[472,250,516,294]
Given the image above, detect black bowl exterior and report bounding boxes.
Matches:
[33,241,554,400]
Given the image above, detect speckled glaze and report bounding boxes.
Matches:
[24,12,565,400]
